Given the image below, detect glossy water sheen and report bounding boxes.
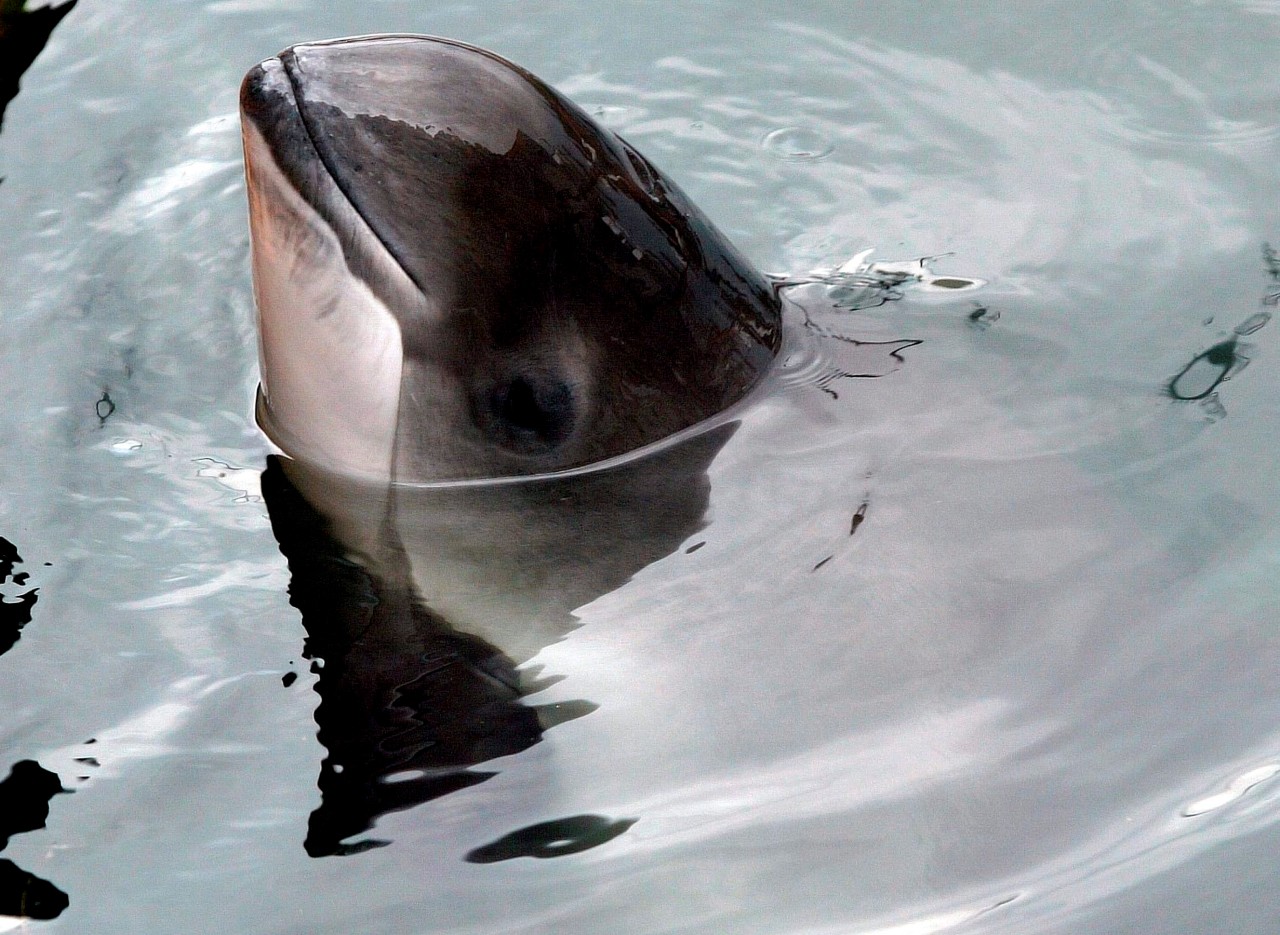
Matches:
[1,2,1278,933]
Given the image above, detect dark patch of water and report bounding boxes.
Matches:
[465,815,637,863]
[0,0,77,132]
[260,457,547,858]
[0,537,38,659]
[0,760,69,920]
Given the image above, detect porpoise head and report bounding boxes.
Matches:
[240,35,780,482]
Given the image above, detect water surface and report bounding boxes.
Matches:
[1,1,1279,933]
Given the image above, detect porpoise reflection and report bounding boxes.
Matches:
[263,426,733,856]
[241,35,782,856]
[0,0,78,132]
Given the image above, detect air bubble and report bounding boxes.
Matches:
[762,127,834,161]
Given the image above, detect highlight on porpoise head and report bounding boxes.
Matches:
[239,34,782,483]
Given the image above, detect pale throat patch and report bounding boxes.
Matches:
[243,120,405,479]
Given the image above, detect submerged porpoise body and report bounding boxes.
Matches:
[240,34,781,483]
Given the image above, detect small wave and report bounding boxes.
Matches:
[1182,763,1280,817]
[1080,41,1280,148]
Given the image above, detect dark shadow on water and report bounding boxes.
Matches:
[0,860,66,920]
[262,423,732,857]
[465,814,637,863]
[1167,244,1279,403]
[0,760,69,920]
[0,536,38,658]
[0,535,66,920]
[1167,338,1242,401]
[0,0,77,133]
[262,458,542,857]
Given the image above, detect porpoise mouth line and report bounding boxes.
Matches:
[264,49,425,300]
[264,34,549,304]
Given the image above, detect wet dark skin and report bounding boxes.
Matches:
[241,36,780,479]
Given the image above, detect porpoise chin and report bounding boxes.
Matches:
[240,34,780,482]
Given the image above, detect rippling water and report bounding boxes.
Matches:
[1,1,1279,933]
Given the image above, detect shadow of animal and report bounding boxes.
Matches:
[0,0,76,131]
[263,423,733,856]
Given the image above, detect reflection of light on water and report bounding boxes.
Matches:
[863,909,986,935]
[792,904,1005,935]
[185,113,237,137]
[120,559,286,611]
[205,0,307,13]
[607,699,1039,849]
[193,458,263,503]
[949,745,1280,931]
[37,677,205,781]
[98,159,240,232]
[654,55,725,79]
[1182,763,1280,817]
[38,675,280,784]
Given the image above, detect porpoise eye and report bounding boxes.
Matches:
[485,376,576,450]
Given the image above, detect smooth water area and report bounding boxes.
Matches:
[2,1,1280,932]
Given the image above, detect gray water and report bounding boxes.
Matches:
[2,1,1280,932]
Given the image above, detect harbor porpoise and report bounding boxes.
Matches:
[239,34,781,482]
[240,35,787,853]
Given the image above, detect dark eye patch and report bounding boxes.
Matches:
[483,375,577,452]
